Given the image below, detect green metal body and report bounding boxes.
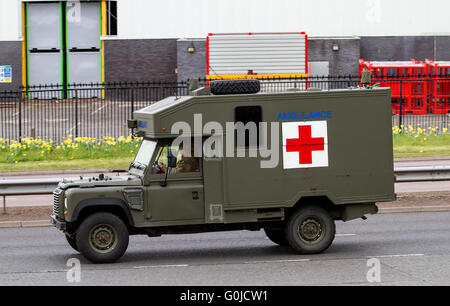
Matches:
[53,88,395,234]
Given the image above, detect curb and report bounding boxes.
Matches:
[0,220,51,228]
[0,168,127,177]
[394,156,450,162]
[378,205,450,214]
[2,206,450,228]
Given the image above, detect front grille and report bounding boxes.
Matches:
[53,189,63,216]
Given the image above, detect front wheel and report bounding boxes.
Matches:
[65,233,79,252]
[285,206,335,254]
[76,212,129,263]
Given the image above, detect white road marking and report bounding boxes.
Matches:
[244,259,310,264]
[134,259,311,269]
[366,254,425,258]
[265,233,356,239]
[133,264,189,269]
[132,254,425,269]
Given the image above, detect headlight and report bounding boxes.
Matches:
[64,198,67,209]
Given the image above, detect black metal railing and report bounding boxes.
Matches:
[1,76,449,143]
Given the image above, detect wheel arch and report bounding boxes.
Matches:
[287,195,378,222]
[70,198,134,227]
[287,196,340,220]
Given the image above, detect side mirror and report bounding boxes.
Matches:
[160,149,177,187]
[127,119,138,129]
[167,150,178,168]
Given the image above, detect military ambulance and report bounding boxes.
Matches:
[51,80,395,263]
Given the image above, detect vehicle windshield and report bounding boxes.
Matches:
[132,139,157,170]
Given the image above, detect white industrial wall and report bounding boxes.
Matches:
[117,0,450,39]
[1,0,450,41]
[0,0,22,41]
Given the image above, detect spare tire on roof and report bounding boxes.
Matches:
[210,79,260,95]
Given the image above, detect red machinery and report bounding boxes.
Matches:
[426,59,450,114]
[359,59,428,115]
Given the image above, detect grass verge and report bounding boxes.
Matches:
[393,130,450,157]
[0,157,132,172]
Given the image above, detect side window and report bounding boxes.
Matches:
[152,143,200,174]
[235,105,262,148]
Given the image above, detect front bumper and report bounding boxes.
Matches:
[50,214,66,231]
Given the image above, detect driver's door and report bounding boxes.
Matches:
[145,144,205,223]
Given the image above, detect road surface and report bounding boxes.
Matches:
[0,211,449,285]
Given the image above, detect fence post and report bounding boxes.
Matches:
[18,91,22,142]
[131,88,135,119]
[2,195,6,215]
[75,88,79,138]
[399,80,403,130]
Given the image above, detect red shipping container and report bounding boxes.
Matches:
[426,59,450,114]
[359,59,428,115]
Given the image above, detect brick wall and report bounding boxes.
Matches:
[104,39,178,83]
[0,41,22,91]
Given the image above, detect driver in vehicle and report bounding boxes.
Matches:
[155,143,199,174]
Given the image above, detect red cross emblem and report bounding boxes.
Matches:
[286,125,325,164]
[282,121,328,169]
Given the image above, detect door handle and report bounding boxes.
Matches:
[192,191,199,200]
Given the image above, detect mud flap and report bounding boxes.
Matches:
[339,203,378,222]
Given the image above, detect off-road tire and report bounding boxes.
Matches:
[76,212,129,263]
[264,228,288,246]
[65,234,79,252]
[285,206,335,254]
[210,79,260,95]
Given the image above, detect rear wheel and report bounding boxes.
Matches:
[264,228,288,246]
[285,206,335,254]
[65,233,79,252]
[76,212,129,263]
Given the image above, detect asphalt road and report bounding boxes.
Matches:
[0,211,449,286]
